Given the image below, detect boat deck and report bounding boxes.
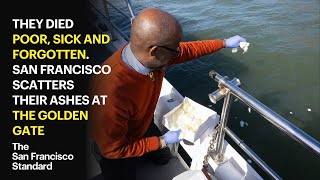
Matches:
[87,150,187,180]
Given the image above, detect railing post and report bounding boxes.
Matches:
[214,90,232,162]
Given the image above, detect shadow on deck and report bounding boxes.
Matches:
[88,155,187,180]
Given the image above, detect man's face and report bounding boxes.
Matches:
[150,44,181,69]
[149,31,182,69]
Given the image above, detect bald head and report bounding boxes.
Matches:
[130,7,182,48]
[129,8,183,69]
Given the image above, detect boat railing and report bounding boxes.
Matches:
[105,0,135,24]
[208,70,320,179]
[88,0,135,41]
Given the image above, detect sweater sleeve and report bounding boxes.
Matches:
[90,85,160,159]
[167,39,225,66]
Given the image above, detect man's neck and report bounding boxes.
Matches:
[121,43,150,75]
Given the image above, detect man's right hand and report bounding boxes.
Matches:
[163,129,182,144]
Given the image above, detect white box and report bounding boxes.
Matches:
[162,97,220,143]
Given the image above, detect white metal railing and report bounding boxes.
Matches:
[208,70,320,179]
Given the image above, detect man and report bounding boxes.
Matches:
[89,7,246,180]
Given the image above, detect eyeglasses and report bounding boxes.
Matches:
[158,45,181,58]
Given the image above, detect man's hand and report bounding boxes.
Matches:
[163,129,182,144]
[225,35,246,48]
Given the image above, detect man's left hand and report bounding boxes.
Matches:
[225,35,246,48]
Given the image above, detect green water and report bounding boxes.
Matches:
[104,0,320,179]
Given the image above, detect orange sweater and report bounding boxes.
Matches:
[89,40,224,159]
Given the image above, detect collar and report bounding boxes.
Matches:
[121,43,150,75]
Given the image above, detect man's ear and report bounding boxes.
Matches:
[150,46,158,57]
